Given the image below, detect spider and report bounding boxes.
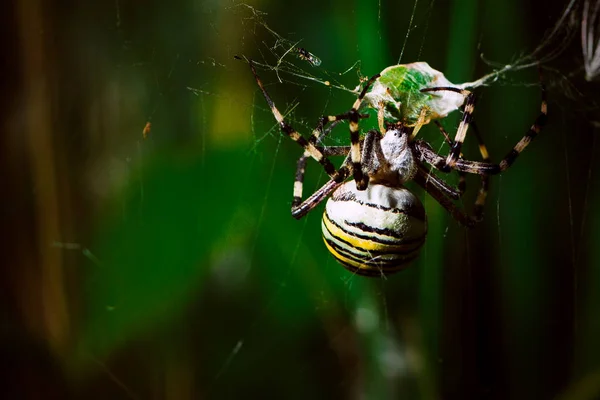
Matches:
[243,59,547,277]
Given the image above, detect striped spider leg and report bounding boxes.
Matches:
[435,120,472,195]
[403,84,483,223]
[414,81,547,211]
[412,132,490,227]
[413,165,479,227]
[245,58,380,218]
[413,79,545,225]
[291,148,348,220]
[418,120,492,224]
[420,86,475,172]
[291,123,397,220]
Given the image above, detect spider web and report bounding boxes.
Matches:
[39,0,600,399]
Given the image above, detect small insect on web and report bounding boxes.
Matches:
[237,56,547,277]
[295,47,321,67]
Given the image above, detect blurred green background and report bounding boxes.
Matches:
[2,0,600,399]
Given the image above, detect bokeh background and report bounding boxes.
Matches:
[2,0,600,399]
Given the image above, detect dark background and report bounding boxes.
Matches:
[1,0,599,399]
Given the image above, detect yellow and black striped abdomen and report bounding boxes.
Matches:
[322,181,427,277]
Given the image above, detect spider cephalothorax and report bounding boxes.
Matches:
[242,58,547,277]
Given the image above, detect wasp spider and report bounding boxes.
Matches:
[243,59,547,277]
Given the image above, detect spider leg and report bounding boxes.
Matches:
[414,81,547,176]
[415,164,462,200]
[434,120,467,195]
[292,180,343,220]
[245,59,382,219]
[431,120,491,215]
[292,146,352,219]
[360,129,384,176]
[414,87,547,224]
[413,163,478,227]
[420,86,474,171]
[293,114,370,215]
[248,60,343,182]
[468,121,491,219]
[414,139,492,223]
[413,119,493,223]
[414,77,546,222]
[349,74,381,190]
[292,129,381,219]
[414,120,473,201]
[493,84,547,173]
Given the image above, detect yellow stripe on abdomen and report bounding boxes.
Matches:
[322,182,427,277]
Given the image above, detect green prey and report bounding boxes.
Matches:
[360,62,506,134]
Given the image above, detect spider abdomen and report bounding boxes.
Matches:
[322,181,427,277]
